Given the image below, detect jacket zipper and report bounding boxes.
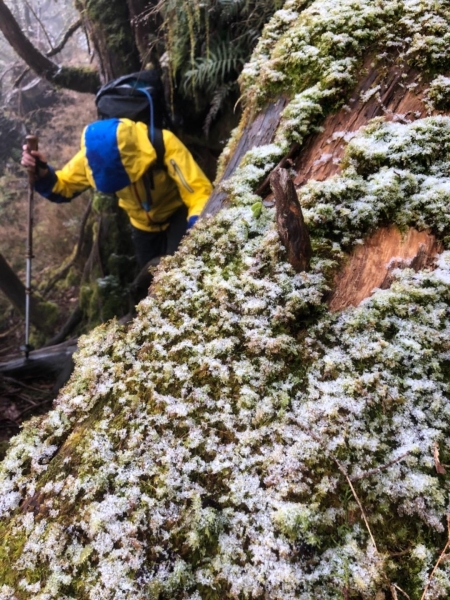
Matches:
[170,159,194,193]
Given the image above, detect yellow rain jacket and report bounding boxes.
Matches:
[35,118,213,232]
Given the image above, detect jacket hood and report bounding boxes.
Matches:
[82,118,156,194]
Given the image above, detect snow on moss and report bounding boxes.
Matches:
[2,112,450,598]
[427,75,450,111]
[1,0,450,599]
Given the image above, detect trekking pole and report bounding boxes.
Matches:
[23,134,38,359]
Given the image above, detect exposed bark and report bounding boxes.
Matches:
[203,53,440,312]
[202,97,289,217]
[0,0,100,93]
[293,58,426,187]
[270,168,312,273]
[328,227,442,311]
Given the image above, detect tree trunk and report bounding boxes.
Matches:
[1,3,450,599]
[74,0,141,82]
[0,253,56,334]
[126,0,159,66]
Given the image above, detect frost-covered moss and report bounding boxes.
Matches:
[241,0,450,107]
[1,1,450,599]
[427,75,450,111]
[220,0,450,197]
[2,112,450,598]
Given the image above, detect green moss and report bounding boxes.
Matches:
[2,1,450,599]
[77,0,140,75]
[53,66,100,95]
[78,193,136,326]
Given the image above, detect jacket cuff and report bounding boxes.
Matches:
[35,166,57,198]
[187,215,199,230]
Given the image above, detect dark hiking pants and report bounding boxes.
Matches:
[129,205,188,305]
[131,204,188,269]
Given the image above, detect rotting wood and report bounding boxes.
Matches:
[328,226,442,312]
[270,168,312,273]
[293,58,426,188]
[202,96,289,217]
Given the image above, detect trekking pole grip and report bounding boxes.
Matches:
[26,135,39,184]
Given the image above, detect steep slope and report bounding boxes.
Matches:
[1,1,450,599]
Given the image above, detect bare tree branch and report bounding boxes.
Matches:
[22,0,55,52]
[0,0,100,93]
[47,19,82,57]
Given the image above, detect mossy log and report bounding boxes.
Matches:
[1,2,450,599]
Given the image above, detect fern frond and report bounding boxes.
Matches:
[181,39,246,96]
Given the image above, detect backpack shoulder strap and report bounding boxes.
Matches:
[150,127,165,170]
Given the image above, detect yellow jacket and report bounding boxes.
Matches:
[35,118,213,232]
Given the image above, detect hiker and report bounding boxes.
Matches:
[21,117,213,272]
[22,71,213,305]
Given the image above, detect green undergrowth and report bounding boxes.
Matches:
[1,1,450,599]
[79,193,136,328]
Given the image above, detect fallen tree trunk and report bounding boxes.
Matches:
[0,338,77,379]
[1,2,450,599]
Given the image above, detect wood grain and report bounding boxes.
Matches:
[328,226,442,311]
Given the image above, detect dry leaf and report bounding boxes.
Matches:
[433,442,447,475]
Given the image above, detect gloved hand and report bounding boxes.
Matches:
[187,215,199,230]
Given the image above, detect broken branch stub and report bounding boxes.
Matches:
[270,168,312,273]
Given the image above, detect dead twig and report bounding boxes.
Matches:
[15,397,53,421]
[22,0,54,51]
[433,442,447,475]
[296,422,377,551]
[1,375,50,394]
[350,452,410,482]
[391,582,411,599]
[420,515,450,600]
